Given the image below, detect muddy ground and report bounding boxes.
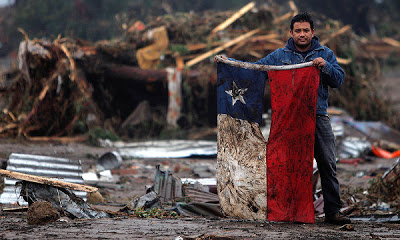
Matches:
[0,138,400,239]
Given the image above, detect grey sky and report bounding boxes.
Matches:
[0,0,14,7]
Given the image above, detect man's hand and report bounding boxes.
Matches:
[313,57,326,69]
[214,55,227,62]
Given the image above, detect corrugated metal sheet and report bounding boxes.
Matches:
[337,137,371,159]
[0,153,86,205]
[184,187,219,203]
[100,140,217,158]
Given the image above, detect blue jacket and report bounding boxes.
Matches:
[253,37,345,115]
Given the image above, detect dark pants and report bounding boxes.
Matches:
[314,115,342,216]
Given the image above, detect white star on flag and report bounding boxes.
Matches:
[225,81,248,106]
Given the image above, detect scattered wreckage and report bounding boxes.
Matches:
[0,1,399,228]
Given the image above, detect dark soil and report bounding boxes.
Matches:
[27,201,60,225]
[0,139,400,239]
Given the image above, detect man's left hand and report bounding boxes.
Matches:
[313,57,326,69]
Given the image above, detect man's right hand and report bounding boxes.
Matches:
[214,55,227,62]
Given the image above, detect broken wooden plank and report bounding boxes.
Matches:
[249,51,263,58]
[0,123,18,134]
[2,109,16,122]
[337,57,352,65]
[273,12,293,24]
[211,2,255,34]
[228,40,248,55]
[26,135,89,143]
[3,206,29,212]
[382,38,400,48]
[186,29,260,67]
[0,169,98,193]
[250,33,280,42]
[288,1,298,14]
[320,25,352,45]
[251,43,285,51]
[186,42,221,51]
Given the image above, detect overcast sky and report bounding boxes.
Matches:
[0,0,14,7]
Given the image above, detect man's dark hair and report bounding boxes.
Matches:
[290,12,314,30]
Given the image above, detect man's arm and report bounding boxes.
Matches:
[313,50,345,88]
[215,50,277,65]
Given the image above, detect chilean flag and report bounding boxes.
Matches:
[217,61,319,223]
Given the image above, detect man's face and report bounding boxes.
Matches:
[290,21,314,50]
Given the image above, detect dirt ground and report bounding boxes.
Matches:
[0,138,400,239]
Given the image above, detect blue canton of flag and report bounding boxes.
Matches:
[217,63,266,125]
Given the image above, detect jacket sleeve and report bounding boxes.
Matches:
[321,48,345,88]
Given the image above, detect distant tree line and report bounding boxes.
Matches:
[294,0,400,36]
[11,0,250,42]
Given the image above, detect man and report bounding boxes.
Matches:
[216,12,350,224]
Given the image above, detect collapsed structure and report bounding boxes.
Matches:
[0,1,399,139]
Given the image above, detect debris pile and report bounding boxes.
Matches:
[0,1,399,140]
[368,159,400,210]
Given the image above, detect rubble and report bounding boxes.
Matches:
[27,201,60,225]
[20,181,109,219]
[0,2,398,141]
[0,2,399,237]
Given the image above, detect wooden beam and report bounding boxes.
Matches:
[228,39,248,55]
[185,29,260,67]
[26,135,89,143]
[289,1,298,14]
[251,43,285,51]
[320,25,352,45]
[211,2,255,34]
[382,38,400,48]
[250,33,279,42]
[249,50,263,58]
[186,42,221,51]
[273,12,293,24]
[0,169,98,193]
[337,57,352,65]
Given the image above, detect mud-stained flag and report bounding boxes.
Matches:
[216,62,320,223]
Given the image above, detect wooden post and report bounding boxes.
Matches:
[0,169,98,193]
